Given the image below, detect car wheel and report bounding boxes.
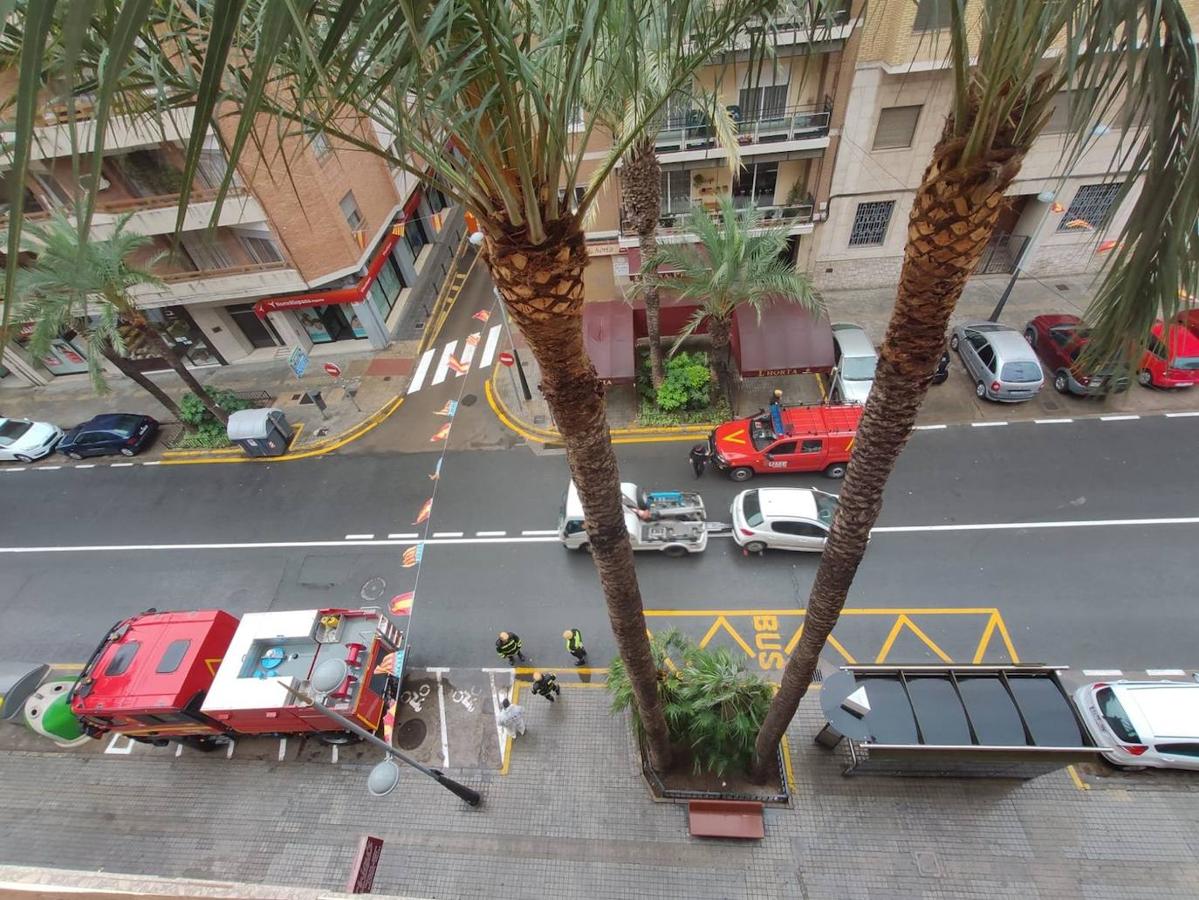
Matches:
[1023,327,1037,347]
[1053,371,1070,394]
[1137,369,1153,387]
[823,463,847,480]
[975,380,988,399]
[949,333,960,352]
[744,541,767,554]
[67,452,83,461]
[729,467,754,482]
[14,454,33,463]
[576,542,591,554]
[661,545,688,558]
[119,447,136,457]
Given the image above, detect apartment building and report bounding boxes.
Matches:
[811,0,1199,291]
[0,87,462,389]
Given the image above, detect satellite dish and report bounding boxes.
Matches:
[312,658,349,694]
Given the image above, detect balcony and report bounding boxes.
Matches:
[621,202,817,243]
[656,100,832,162]
[1,106,197,164]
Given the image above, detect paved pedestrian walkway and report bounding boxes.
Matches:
[2,687,1197,899]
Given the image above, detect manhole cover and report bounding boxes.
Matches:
[360,577,387,601]
[1055,283,1071,292]
[396,719,427,750]
[460,393,478,407]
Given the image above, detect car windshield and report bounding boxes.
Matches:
[1000,361,1042,383]
[0,420,33,446]
[814,492,839,524]
[105,415,144,436]
[1170,356,1199,371]
[841,355,877,381]
[1096,687,1141,743]
[741,490,763,527]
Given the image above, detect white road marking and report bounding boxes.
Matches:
[1165,411,1199,417]
[1082,669,1124,676]
[142,461,161,466]
[488,671,509,764]
[388,532,419,539]
[344,533,375,540]
[424,666,450,673]
[435,670,450,767]
[1100,414,1139,421]
[225,740,236,759]
[1146,669,1187,677]
[175,744,184,757]
[479,324,502,367]
[331,745,339,765]
[105,733,135,755]
[2,467,25,472]
[431,340,459,386]
[1034,418,1074,424]
[457,331,481,373]
[432,531,463,538]
[521,529,558,536]
[278,738,287,761]
[872,516,1199,534]
[110,462,134,467]
[37,465,62,471]
[914,424,948,431]
[476,530,507,537]
[407,348,436,395]
[75,464,96,469]
[970,421,1007,428]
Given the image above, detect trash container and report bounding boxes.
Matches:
[226,407,294,457]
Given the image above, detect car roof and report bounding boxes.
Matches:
[830,324,876,357]
[86,413,141,427]
[1113,681,1199,740]
[1151,321,1199,352]
[976,328,1036,357]
[757,488,818,520]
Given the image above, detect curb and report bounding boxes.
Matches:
[159,395,403,465]
[160,422,308,458]
[485,370,715,446]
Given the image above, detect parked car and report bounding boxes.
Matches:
[1073,680,1199,771]
[0,416,64,463]
[1023,314,1130,396]
[829,323,878,404]
[949,322,1044,402]
[58,413,158,460]
[1137,321,1199,389]
[731,487,839,554]
[931,349,950,385]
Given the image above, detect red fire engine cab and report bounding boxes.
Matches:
[70,606,405,749]
[707,404,862,482]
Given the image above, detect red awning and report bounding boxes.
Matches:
[732,299,834,377]
[583,301,636,385]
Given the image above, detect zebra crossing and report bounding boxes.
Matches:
[407,324,503,395]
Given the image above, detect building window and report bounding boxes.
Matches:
[848,200,895,247]
[369,258,406,319]
[732,162,779,208]
[660,171,691,216]
[912,0,952,31]
[873,105,922,150]
[340,191,365,232]
[738,84,789,123]
[241,235,284,265]
[196,149,230,189]
[404,212,429,258]
[1057,183,1121,232]
[310,129,333,161]
[557,186,586,213]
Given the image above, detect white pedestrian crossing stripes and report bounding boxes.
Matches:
[407,324,502,395]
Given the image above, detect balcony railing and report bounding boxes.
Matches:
[656,99,832,153]
[621,202,816,238]
[159,260,290,284]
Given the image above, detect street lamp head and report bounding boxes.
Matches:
[469,231,485,247]
[1036,190,1056,204]
[367,758,402,797]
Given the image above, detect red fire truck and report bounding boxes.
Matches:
[70,606,405,749]
[706,404,862,482]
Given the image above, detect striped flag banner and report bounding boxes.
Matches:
[435,400,458,417]
[464,332,480,347]
[446,356,469,375]
[402,544,424,568]
[429,459,442,481]
[472,309,491,323]
[389,591,414,616]
[414,499,433,524]
[430,422,452,442]
[382,695,398,744]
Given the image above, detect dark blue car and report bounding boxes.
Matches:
[58,413,158,459]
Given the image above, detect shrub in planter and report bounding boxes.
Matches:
[608,629,773,778]
[177,389,252,447]
[640,351,712,412]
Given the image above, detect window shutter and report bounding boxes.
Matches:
[873,106,921,150]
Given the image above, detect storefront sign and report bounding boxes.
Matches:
[346,835,384,894]
[587,240,621,257]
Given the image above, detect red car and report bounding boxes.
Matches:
[1022,314,1128,396]
[707,404,862,482]
[1139,321,1199,389]
[1173,308,1199,340]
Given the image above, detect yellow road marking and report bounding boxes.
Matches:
[780,737,797,792]
[698,615,755,657]
[874,614,953,664]
[825,634,857,665]
[1067,764,1090,791]
[644,608,1002,617]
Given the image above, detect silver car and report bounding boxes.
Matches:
[829,323,878,404]
[1073,680,1199,771]
[730,487,839,554]
[950,322,1044,402]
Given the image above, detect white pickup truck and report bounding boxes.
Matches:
[558,481,717,557]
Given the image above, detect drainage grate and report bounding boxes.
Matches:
[360,577,387,602]
[1055,284,1071,292]
[395,719,427,750]
[460,393,478,407]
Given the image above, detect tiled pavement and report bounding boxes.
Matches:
[3,688,1198,899]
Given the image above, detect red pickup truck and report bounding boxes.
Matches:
[706,404,862,482]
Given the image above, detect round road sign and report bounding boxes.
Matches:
[323,362,342,378]
[498,351,515,368]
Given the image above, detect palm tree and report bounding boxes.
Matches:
[750,0,1199,778]
[640,196,819,408]
[14,211,229,425]
[0,0,786,770]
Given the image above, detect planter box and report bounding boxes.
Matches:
[637,735,790,806]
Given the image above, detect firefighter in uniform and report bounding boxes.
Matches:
[496,631,526,665]
[530,671,560,702]
[563,628,587,666]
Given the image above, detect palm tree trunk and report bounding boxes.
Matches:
[750,118,1026,780]
[134,319,228,425]
[485,218,673,771]
[707,315,735,412]
[99,345,189,424]
[622,139,665,388]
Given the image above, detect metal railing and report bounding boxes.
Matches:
[976,232,1029,276]
[622,202,816,238]
[657,99,832,152]
[159,260,290,284]
[638,734,791,804]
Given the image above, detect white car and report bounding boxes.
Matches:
[731,487,838,554]
[1073,680,1199,771]
[0,416,64,463]
[830,323,878,404]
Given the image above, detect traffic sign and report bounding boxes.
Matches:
[287,346,309,378]
[323,362,342,378]
[498,351,515,368]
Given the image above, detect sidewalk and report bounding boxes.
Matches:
[2,687,1196,899]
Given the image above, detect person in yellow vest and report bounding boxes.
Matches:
[563,628,587,666]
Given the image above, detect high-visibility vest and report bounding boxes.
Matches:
[565,629,584,652]
[496,635,520,657]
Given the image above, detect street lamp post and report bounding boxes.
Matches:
[279,681,481,807]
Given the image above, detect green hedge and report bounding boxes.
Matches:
[175,389,253,448]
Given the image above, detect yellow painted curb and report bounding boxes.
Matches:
[780,736,797,792]
[160,395,403,465]
[162,422,307,458]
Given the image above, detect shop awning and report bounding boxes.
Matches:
[732,298,833,377]
[583,301,636,385]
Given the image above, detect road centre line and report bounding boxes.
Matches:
[388,532,418,539]
[344,533,375,540]
[432,531,464,538]
[3,515,1199,555]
